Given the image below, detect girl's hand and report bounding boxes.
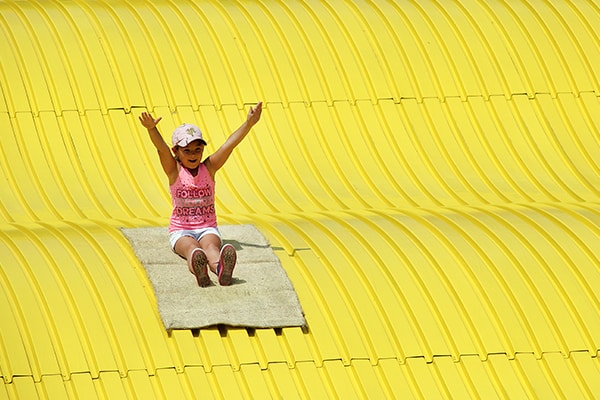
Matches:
[246,102,263,126]
[139,112,163,130]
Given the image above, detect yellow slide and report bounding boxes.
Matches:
[1,0,599,398]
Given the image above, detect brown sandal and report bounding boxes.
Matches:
[191,248,210,287]
[218,244,237,286]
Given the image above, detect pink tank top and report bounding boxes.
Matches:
[169,163,217,232]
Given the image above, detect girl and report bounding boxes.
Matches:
[139,102,263,287]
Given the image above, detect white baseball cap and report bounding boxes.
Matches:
[171,123,207,147]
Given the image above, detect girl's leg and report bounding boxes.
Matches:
[199,233,236,286]
[199,233,222,274]
[173,236,202,273]
[174,236,210,286]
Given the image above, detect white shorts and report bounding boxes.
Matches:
[169,227,221,251]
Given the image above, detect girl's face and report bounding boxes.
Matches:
[173,141,205,170]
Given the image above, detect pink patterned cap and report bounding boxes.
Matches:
[171,123,207,147]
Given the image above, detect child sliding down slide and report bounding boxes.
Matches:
[139,102,263,287]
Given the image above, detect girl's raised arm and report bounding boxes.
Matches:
[139,112,178,183]
[206,102,263,176]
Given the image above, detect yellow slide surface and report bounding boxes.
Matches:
[1,0,600,398]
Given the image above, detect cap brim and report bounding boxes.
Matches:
[175,138,207,147]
